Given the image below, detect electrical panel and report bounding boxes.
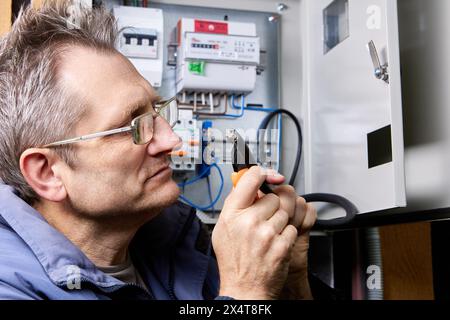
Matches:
[113,6,164,87]
[102,0,450,225]
[176,18,260,94]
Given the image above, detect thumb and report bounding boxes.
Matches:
[227,166,269,210]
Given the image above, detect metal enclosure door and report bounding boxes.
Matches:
[304,0,406,216]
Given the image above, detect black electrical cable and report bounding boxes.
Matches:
[258,109,302,186]
[258,109,359,229]
[303,193,358,229]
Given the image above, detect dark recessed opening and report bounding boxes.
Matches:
[367,125,393,169]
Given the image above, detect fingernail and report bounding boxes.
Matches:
[272,173,284,178]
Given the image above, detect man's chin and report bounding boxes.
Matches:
[149,178,181,209]
[164,179,182,205]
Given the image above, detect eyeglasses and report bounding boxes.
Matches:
[42,96,179,148]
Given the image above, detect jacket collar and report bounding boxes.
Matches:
[0,184,194,291]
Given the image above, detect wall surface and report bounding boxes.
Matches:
[398,0,450,213]
[0,0,12,37]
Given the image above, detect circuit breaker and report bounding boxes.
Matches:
[113,6,164,87]
[175,18,260,94]
[170,110,201,172]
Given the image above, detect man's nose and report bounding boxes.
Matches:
[146,116,182,156]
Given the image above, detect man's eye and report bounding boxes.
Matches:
[131,106,151,119]
[153,102,163,110]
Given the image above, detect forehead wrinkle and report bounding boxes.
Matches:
[123,97,149,118]
[121,82,161,115]
[119,90,151,116]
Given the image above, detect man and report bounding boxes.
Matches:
[0,1,317,300]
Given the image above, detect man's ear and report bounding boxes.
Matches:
[20,148,68,202]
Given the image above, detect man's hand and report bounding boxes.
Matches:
[273,185,317,300]
[212,166,298,300]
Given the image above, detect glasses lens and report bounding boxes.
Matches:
[133,113,154,145]
[158,99,179,127]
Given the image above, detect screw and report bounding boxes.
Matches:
[268,15,279,23]
[375,68,382,79]
[277,3,288,12]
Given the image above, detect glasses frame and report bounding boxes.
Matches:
[42,96,178,148]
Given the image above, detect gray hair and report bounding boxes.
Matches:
[0,0,119,204]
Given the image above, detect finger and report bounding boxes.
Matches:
[264,169,285,185]
[257,190,265,199]
[299,204,318,235]
[250,193,281,221]
[279,225,298,248]
[269,225,298,262]
[227,166,269,210]
[266,209,290,234]
[291,197,308,229]
[273,185,297,220]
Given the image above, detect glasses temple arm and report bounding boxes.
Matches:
[43,126,133,148]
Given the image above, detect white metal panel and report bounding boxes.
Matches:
[304,0,406,216]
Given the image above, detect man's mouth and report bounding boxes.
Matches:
[148,164,172,181]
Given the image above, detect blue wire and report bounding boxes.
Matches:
[177,165,211,188]
[231,95,278,113]
[230,95,245,110]
[216,95,245,119]
[199,95,278,119]
[179,163,224,211]
[213,94,283,172]
[186,95,283,208]
[229,96,282,170]
[206,175,215,214]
